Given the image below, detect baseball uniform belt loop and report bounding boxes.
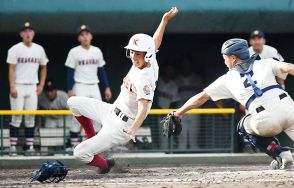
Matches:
[245,84,284,110]
[255,93,287,113]
[114,107,129,122]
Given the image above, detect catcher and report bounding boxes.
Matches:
[161,38,294,169]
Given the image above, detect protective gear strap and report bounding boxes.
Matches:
[67,67,75,90]
[245,84,284,110]
[98,67,110,88]
[245,73,263,97]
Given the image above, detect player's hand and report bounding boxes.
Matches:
[123,127,136,142]
[36,85,43,96]
[174,111,183,119]
[162,7,178,23]
[104,87,112,101]
[67,90,75,97]
[10,87,18,98]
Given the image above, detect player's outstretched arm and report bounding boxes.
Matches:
[153,7,178,51]
[123,99,149,142]
[174,91,211,118]
[280,62,294,75]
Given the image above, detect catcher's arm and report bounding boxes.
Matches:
[123,99,149,142]
[153,7,178,51]
[174,91,211,118]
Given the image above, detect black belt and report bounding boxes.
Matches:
[245,85,284,110]
[255,93,288,113]
[114,107,129,122]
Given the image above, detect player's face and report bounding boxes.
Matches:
[78,31,93,46]
[129,50,147,69]
[45,90,57,101]
[249,37,266,53]
[20,29,35,44]
[223,54,237,69]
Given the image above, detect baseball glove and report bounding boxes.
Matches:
[160,112,182,138]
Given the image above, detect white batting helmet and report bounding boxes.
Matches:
[124,33,156,62]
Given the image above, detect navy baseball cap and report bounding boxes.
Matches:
[77,25,91,35]
[20,22,34,31]
[250,30,265,39]
[44,79,57,91]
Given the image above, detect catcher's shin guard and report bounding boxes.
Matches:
[237,115,291,160]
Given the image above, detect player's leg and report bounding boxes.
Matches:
[9,84,25,155]
[23,84,38,152]
[238,114,292,169]
[67,96,112,167]
[73,113,131,171]
[89,84,103,131]
[67,96,111,138]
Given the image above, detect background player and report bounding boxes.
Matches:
[249,30,286,88]
[67,7,178,173]
[38,79,70,129]
[65,25,112,148]
[7,22,48,155]
[172,38,294,169]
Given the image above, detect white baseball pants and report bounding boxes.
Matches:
[67,96,132,163]
[9,84,37,128]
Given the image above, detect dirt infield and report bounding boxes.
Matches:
[1,164,294,188]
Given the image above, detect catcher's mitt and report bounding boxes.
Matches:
[160,112,182,138]
[30,160,69,183]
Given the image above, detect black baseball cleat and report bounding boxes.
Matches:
[97,158,115,174]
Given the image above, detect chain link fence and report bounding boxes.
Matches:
[0,109,235,156]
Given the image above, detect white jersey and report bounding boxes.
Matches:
[114,57,159,119]
[6,42,49,84]
[157,78,179,108]
[249,44,284,61]
[204,58,288,112]
[65,45,106,84]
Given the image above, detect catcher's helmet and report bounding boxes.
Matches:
[124,33,156,62]
[31,160,69,183]
[221,38,250,61]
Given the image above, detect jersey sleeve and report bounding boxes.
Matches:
[97,48,106,67]
[134,79,154,101]
[40,47,49,65]
[203,75,233,101]
[6,46,17,64]
[65,49,76,68]
[269,59,288,80]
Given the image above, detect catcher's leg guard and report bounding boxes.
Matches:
[237,115,291,160]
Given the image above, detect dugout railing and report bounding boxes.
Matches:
[0,109,235,156]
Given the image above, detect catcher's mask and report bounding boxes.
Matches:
[30,160,69,183]
[125,33,157,63]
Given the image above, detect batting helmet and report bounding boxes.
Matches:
[124,33,156,62]
[221,38,250,61]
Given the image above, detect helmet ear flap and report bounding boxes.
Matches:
[144,50,153,62]
[126,49,131,59]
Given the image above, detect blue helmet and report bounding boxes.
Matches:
[221,38,250,61]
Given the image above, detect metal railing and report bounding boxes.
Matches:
[0,109,235,155]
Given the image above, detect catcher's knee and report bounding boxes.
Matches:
[237,116,284,159]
